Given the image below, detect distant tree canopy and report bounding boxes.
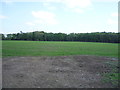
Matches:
[1,31,120,43]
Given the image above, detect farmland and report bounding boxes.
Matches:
[2,40,118,58]
[1,0,119,88]
[2,40,119,88]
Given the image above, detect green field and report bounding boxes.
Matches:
[2,40,118,58]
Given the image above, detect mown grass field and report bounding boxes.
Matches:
[2,40,118,58]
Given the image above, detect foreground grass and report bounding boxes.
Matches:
[102,61,119,87]
[2,40,118,58]
[2,40,119,87]
[0,40,2,58]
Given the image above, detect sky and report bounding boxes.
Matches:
[0,0,119,34]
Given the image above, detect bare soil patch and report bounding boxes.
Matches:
[2,55,118,88]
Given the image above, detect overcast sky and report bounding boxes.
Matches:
[0,0,119,34]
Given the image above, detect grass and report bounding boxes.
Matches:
[102,73,119,87]
[0,40,2,58]
[2,40,118,58]
[102,61,119,87]
[2,40,119,87]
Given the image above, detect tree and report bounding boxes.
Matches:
[1,34,5,40]
[2,31,120,43]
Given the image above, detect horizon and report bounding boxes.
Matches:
[1,31,119,35]
[0,0,118,34]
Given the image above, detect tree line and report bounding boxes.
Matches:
[1,31,120,43]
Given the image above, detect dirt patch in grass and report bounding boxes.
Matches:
[2,55,118,88]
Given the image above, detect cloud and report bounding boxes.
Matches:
[43,2,57,10]
[34,20,43,24]
[1,0,62,3]
[73,8,84,13]
[32,11,55,19]
[3,0,91,14]
[43,0,91,14]
[107,12,118,25]
[107,18,117,25]
[62,0,91,8]
[111,12,118,17]
[42,0,92,8]
[25,11,58,26]
[2,0,13,4]
[2,0,118,3]
[32,11,58,25]
[26,22,35,26]
[92,0,119,2]
[0,15,8,19]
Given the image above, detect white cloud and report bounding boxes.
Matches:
[2,0,13,4]
[106,12,118,25]
[92,0,119,2]
[0,15,8,19]
[107,18,117,25]
[32,11,58,25]
[43,2,50,6]
[1,0,61,3]
[32,11,55,19]
[73,8,84,13]
[62,0,91,8]
[111,12,118,17]
[3,0,91,14]
[43,0,91,14]
[48,6,57,10]
[34,20,43,24]
[25,11,58,27]
[26,22,35,26]
[2,0,118,3]
[43,2,57,10]
[42,0,92,8]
